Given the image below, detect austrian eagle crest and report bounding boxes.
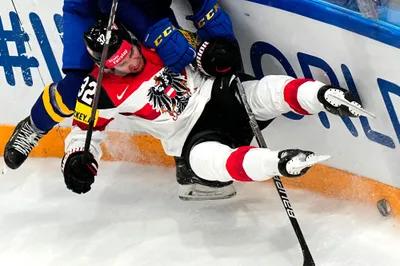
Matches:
[147,69,192,120]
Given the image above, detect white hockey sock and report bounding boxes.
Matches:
[243,76,325,120]
[189,141,281,182]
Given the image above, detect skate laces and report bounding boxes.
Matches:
[12,121,44,156]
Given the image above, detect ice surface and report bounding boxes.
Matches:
[0,158,399,266]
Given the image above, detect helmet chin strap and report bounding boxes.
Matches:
[111,69,129,76]
[95,67,127,77]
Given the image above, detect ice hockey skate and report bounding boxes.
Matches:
[174,157,236,201]
[4,116,46,170]
[318,85,375,118]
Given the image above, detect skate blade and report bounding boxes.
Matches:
[290,155,332,172]
[178,183,237,201]
[2,164,10,174]
[328,94,376,119]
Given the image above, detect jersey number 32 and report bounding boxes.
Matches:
[78,76,97,106]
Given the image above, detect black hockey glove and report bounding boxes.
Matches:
[196,38,242,77]
[61,149,98,194]
[317,85,362,117]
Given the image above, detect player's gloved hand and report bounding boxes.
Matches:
[277,149,316,178]
[144,18,196,73]
[186,0,236,42]
[61,149,98,194]
[196,38,241,77]
[317,85,363,117]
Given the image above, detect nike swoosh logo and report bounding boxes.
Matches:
[117,85,129,100]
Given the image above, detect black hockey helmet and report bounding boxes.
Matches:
[84,20,140,68]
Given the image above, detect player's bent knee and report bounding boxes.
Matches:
[56,70,88,110]
[189,141,234,182]
[41,83,74,123]
[30,71,88,132]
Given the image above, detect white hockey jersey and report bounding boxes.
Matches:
[65,47,216,161]
[64,47,326,163]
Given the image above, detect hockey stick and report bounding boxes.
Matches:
[83,0,119,164]
[234,76,316,266]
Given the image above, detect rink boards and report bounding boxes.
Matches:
[0,0,400,218]
[1,125,399,219]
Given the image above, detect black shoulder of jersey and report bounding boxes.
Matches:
[77,74,115,109]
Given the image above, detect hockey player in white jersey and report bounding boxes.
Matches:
[61,20,365,199]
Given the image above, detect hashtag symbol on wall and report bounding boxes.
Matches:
[0,12,39,86]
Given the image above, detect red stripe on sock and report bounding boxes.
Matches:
[283,79,313,115]
[226,146,256,182]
